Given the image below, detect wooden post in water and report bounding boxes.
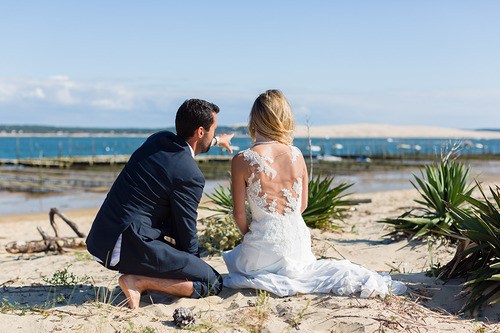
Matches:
[15,137,20,161]
[306,116,313,180]
[58,141,63,158]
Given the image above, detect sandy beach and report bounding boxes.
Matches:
[294,124,500,139]
[2,124,500,139]
[0,124,499,332]
[1,184,500,332]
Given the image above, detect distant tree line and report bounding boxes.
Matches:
[476,128,500,132]
[0,125,249,136]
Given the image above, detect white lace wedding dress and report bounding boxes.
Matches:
[222,145,406,298]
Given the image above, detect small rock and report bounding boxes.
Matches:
[276,303,296,320]
[227,301,240,310]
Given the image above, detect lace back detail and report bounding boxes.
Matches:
[243,146,303,217]
[243,150,277,179]
[291,146,301,163]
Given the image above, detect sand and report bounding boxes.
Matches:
[294,124,500,139]
[1,186,500,332]
[2,124,500,140]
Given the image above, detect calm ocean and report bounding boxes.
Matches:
[1,135,499,160]
[1,135,499,216]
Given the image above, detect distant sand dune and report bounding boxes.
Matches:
[294,124,500,139]
[2,124,499,140]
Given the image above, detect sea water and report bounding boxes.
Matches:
[0,180,230,216]
[0,136,499,160]
[2,160,500,216]
[1,135,499,215]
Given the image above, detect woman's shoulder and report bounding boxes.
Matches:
[232,148,250,165]
[232,149,260,172]
[233,148,250,159]
[289,145,303,162]
[236,144,301,161]
[233,147,261,161]
[231,149,255,177]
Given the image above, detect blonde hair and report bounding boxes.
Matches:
[248,89,295,145]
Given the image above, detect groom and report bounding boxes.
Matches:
[86,99,233,309]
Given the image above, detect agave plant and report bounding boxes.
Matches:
[200,175,354,231]
[440,182,500,313]
[200,183,234,218]
[380,156,475,240]
[302,174,354,229]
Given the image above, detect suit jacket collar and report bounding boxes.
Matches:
[162,131,194,158]
[185,140,195,158]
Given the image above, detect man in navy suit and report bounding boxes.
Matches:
[86,99,233,309]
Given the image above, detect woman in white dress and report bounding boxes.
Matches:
[222,90,406,298]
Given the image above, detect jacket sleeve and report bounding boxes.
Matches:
[170,177,204,256]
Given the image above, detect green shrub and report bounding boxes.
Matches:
[380,156,475,240]
[43,264,89,287]
[302,175,354,229]
[440,182,500,314]
[200,183,234,219]
[198,215,243,255]
[200,175,354,232]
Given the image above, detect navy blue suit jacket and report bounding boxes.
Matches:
[86,131,204,268]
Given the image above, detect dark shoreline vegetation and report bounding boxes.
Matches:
[1,124,499,135]
[0,154,499,193]
[0,124,247,136]
[201,154,500,179]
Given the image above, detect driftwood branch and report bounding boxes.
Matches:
[37,226,51,240]
[50,207,86,238]
[5,207,87,254]
[346,198,371,204]
[5,238,86,254]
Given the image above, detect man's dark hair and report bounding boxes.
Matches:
[175,99,220,140]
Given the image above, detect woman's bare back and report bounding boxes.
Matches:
[240,142,307,216]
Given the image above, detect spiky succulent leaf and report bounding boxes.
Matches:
[302,174,354,229]
[442,182,500,313]
[199,174,355,230]
[380,157,475,241]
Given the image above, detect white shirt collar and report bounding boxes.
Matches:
[185,141,195,158]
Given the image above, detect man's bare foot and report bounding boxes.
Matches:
[118,274,195,309]
[119,274,142,309]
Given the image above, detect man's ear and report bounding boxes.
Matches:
[195,126,204,138]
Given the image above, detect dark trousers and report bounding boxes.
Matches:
[114,227,222,298]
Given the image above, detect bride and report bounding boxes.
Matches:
[222,89,406,298]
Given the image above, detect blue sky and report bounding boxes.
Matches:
[0,1,499,129]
